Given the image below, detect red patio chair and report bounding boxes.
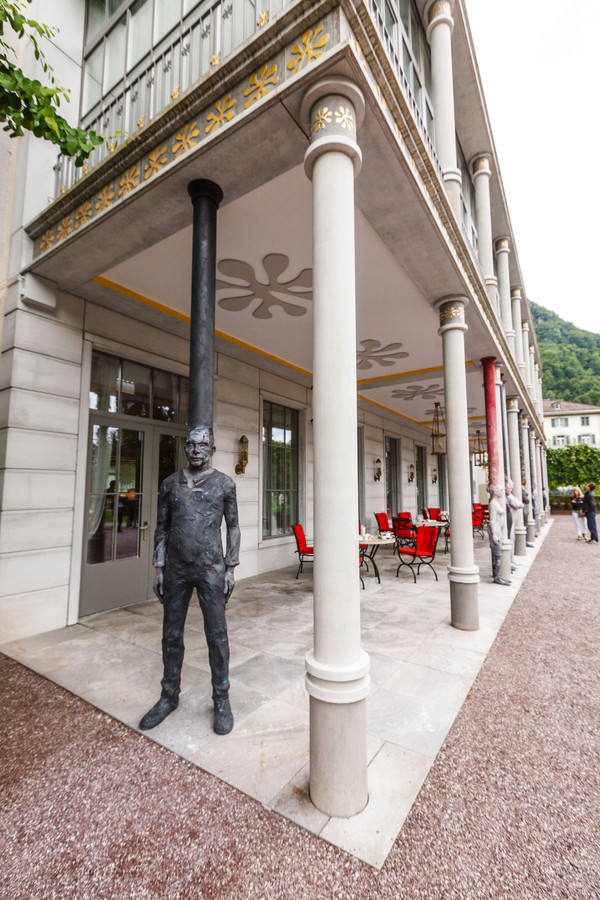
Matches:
[396,525,440,583]
[392,515,417,549]
[292,524,313,579]
[428,507,442,521]
[472,508,485,539]
[421,508,430,520]
[375,512,392,534]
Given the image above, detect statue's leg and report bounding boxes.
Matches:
[160,572,193,702]
[197,565,233,734]
[139,569,192,730]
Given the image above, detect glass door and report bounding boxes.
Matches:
[81,417,153,616]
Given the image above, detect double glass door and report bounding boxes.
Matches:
[81,415,186,616]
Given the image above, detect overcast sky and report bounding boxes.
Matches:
[465,0,600,335]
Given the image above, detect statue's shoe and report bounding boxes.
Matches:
[139,697,178,730]
[213,698,234,735]
[494,577,512,586]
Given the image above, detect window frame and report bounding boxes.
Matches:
[260,394,304,542]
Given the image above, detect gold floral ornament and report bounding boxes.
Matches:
[56,215,73,242]
[288,25,329,76]
[311,106,332,134]
[257,10,269,27]
[118,166,140,197]
[206,95,236,135]
[144,145,167,181]
[96,184,115,211]
[439,305,464,323]
[244,64,278,108]
[335,106,354,130]
[171,86,180,100]
[172,122,200,158]
[211,52,221,67]
[40,229,54,252]
[138,115,146,128]
[75,201,92,229]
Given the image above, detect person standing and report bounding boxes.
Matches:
[570,486,588,541]
[583,483,598,544]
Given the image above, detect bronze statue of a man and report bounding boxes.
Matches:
[140,426,240,735]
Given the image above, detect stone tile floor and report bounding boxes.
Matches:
[1,522,552,868]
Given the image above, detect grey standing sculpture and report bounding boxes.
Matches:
[139,178,241,735]
[488,483,511,585]
[139,427,240,734]
[505,478,522,571]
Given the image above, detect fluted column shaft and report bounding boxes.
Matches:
[511,288,525,370]
[302,77,368,819]
[472,155,497,306]
[426,1,462,218]
[495,238,515,355]
[507,398,527,555]
[437,297,479,629]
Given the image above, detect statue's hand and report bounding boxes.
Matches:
[153,568,164,603]
[224,567,235,599]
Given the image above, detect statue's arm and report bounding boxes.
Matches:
[152,479,171,600]
[223,482,241,596]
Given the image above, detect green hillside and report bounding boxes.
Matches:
[531,301,600,405]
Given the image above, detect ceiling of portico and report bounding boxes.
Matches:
[99,163,487,434]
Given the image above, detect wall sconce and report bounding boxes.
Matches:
[473,430,488,469]
[430,402,446,455]
[374,458,382,482]
[235,434,249,474]
[408,462,415,484]
[432,467,438,485]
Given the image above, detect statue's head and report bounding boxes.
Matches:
[488,482,504,499]
[505,478,514,495]
[185,426,215,469]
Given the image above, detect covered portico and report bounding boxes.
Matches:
[15,5,535,825]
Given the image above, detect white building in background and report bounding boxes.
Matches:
[543,398,600,448]
[1,0,549,816]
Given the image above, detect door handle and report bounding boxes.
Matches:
[140,521,149,541]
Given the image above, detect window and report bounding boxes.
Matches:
[89,350,189,423]
[581,416,590,426]
[385,436,401,519]
[552,402,561,409]
[551,417,568,428]
[553,435,566,447]
[579,434,595,445]
[262,400,299,538]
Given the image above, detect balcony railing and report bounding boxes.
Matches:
[54,0,294,196]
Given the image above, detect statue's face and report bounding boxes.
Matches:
[185,429,215,469]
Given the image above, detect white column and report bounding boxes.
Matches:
[542,448,551,516]
[532,363,541,414]
[495,238,516,356]
[495,367,512,580]
[519,321,529,381]
[302,77,369,818]
[511,288,525,371]
[507,398,527,555]
[522,417,535,545]
[471,155,498,307]
[529,345,536,403]
[437,297,479,630]
[534,436,545,527]
[426,0,462,219]
[522,323,533,389]
[529,430,540,535]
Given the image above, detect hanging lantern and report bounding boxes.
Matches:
[431,402,446,455]
[474,429,488,468]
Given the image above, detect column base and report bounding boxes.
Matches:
[526,522,536,544]
[448,568,479,630]
[309,695,368,817]
[514,527,527,557]
[501,540,512,581]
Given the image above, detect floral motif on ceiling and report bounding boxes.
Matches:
[356,339,409,371]
[216,254,312,319]
[391,383,445,401]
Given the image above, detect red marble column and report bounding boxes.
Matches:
[481,356,500,489]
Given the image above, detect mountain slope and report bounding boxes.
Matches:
[531,301,600,406]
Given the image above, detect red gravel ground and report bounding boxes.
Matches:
[2,515,599,899]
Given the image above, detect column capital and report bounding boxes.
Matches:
[435,295,468,334]
[302,78,364,180]
[471,153,492,180]
[426,0,454,39]
[187,178,223,207]
[507,397,520,413]
[495,236,510,255]
[522,321,530,332]
[522,416,530,428]
[511,286,523,301]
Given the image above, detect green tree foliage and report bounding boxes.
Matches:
[531,300,600,405]
[546,444,600,490]
[0,0,103,164]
